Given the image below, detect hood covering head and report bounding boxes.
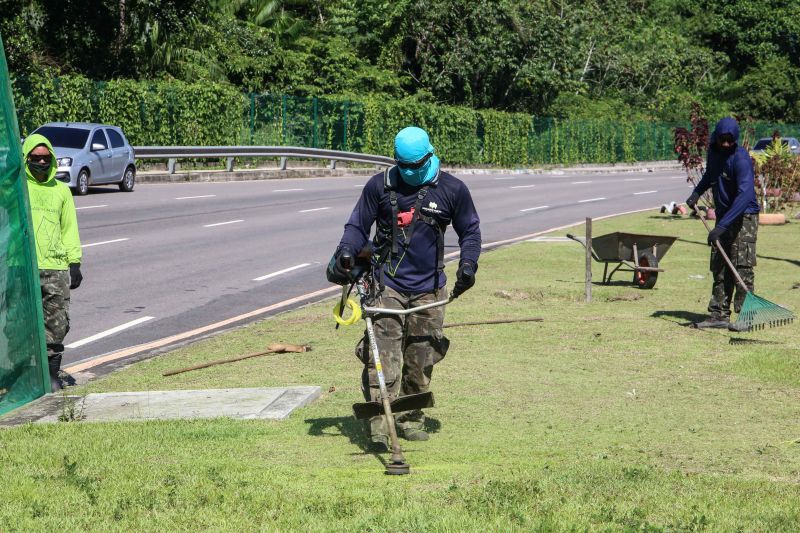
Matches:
[22,133,56,184]
[394,126,440,186]
[710,117,740,148]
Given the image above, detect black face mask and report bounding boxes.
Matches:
[28,160,51,181]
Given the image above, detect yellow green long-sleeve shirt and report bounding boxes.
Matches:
[23,134,82,270]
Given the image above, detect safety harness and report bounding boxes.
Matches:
[373,166,445,293]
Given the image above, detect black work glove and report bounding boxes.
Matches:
[451,261,477,299]
[686,192,700,210]
[326,246,355,285]
[707,226,725,246]
[69,263,82,289]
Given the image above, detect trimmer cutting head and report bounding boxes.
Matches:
[385,460,410,475]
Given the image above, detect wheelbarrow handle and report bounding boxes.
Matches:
[566,233,601,262]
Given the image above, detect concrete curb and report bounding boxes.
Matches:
[136,161,681,184]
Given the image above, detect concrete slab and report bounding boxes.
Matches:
[0,386,321,427]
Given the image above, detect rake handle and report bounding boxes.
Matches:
[693,208,750,293]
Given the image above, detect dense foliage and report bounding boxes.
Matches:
[2,0,800,123]
[11,74,678,165]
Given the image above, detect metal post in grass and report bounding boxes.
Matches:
[585,217,592,303]
[249,93,255,146]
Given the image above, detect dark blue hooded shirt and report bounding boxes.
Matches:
[339,169,481,294]
[692,117,759,230]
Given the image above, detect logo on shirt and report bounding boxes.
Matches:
[422,201,443,215]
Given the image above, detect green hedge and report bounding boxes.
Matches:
[13,74,681,165]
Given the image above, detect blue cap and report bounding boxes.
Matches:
[394,126,440,186]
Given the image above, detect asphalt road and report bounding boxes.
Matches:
[64,168,691,368]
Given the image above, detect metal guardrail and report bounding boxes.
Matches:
[133,146,395,174]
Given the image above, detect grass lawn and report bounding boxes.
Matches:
[2,210,799,531]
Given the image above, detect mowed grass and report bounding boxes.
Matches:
[2,210,800,531]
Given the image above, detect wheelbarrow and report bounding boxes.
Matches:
[566,232,677,289]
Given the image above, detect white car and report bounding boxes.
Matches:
[31,122,137,195]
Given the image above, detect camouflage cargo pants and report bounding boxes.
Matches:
[40,269,70,358]
[709,214,758,319]
[357,286,450,438]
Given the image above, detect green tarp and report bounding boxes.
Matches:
[0,33,49,416]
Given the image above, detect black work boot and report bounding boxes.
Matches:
[693,316,729,329]
[48,354,63,391]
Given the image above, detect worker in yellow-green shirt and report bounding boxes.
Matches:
[23,134,83,391]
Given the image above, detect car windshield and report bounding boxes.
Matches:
[33,126,90,149]
[753,139,788,150]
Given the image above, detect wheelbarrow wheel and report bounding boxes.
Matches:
[634,251,659,289]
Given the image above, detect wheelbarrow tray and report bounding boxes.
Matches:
[591,232,677,262]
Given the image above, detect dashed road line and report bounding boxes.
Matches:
[623,178,645,182]
[633,190,658,195]
[572,181,592,184]
[82,238,129,248]
[176,194,216,200]
[578,197,605,203]
[253,263,312,281]
[66,316,155,349]
[494,177,516,180]
[299,207,330,213]
[520,205,549,212]
[204,220,243,227]
[273,188,304,192]
[510,185,536,189]
[76,205,108,210]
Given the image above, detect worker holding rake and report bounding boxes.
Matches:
[686,117,760,330]
[328,126,481,452]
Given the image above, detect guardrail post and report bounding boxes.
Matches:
[279,157,288,170]
[168,158,177,174]
[226,157,234,172]
[329,159,337,170]
[585,217,592,303]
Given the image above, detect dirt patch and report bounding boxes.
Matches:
[494,289,532,301]
[606,293,644,302]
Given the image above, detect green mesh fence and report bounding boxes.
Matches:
[0,37,50,415]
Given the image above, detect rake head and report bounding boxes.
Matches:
[732,292,795,332]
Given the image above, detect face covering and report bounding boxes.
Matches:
[28,161,51,181]
[399,162,432,186]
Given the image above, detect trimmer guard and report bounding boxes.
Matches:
[352,391,435,420]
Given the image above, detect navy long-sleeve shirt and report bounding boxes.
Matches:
[693,117,759,230]
[339,169,481,294]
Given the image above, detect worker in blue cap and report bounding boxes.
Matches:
[327,126,482,451]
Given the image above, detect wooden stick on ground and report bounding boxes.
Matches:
[443,317,543,328]
[163,343,310,377]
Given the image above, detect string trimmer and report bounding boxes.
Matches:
[693,208,794,331]
[333,260,453,475]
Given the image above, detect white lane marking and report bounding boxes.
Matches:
[495,177,516,180]
[82,238,129,248]
[571,180,592,184]
[353,184,365,188]
[299,207,330,213]
[624,178,645,182]
[175,194,216,200]
[520,205,549,212]
[204,220,243,228]
[578,197,606,203]
[634,190,658,195]
[76,205,108,210]
[66,316,155,349]
[671,176,686,179]
[510,185,536,189]
[253,263,312,281]
[273,188,304,192]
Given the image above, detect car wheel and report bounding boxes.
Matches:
[119,166,135,192]
[76,169,90,196]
